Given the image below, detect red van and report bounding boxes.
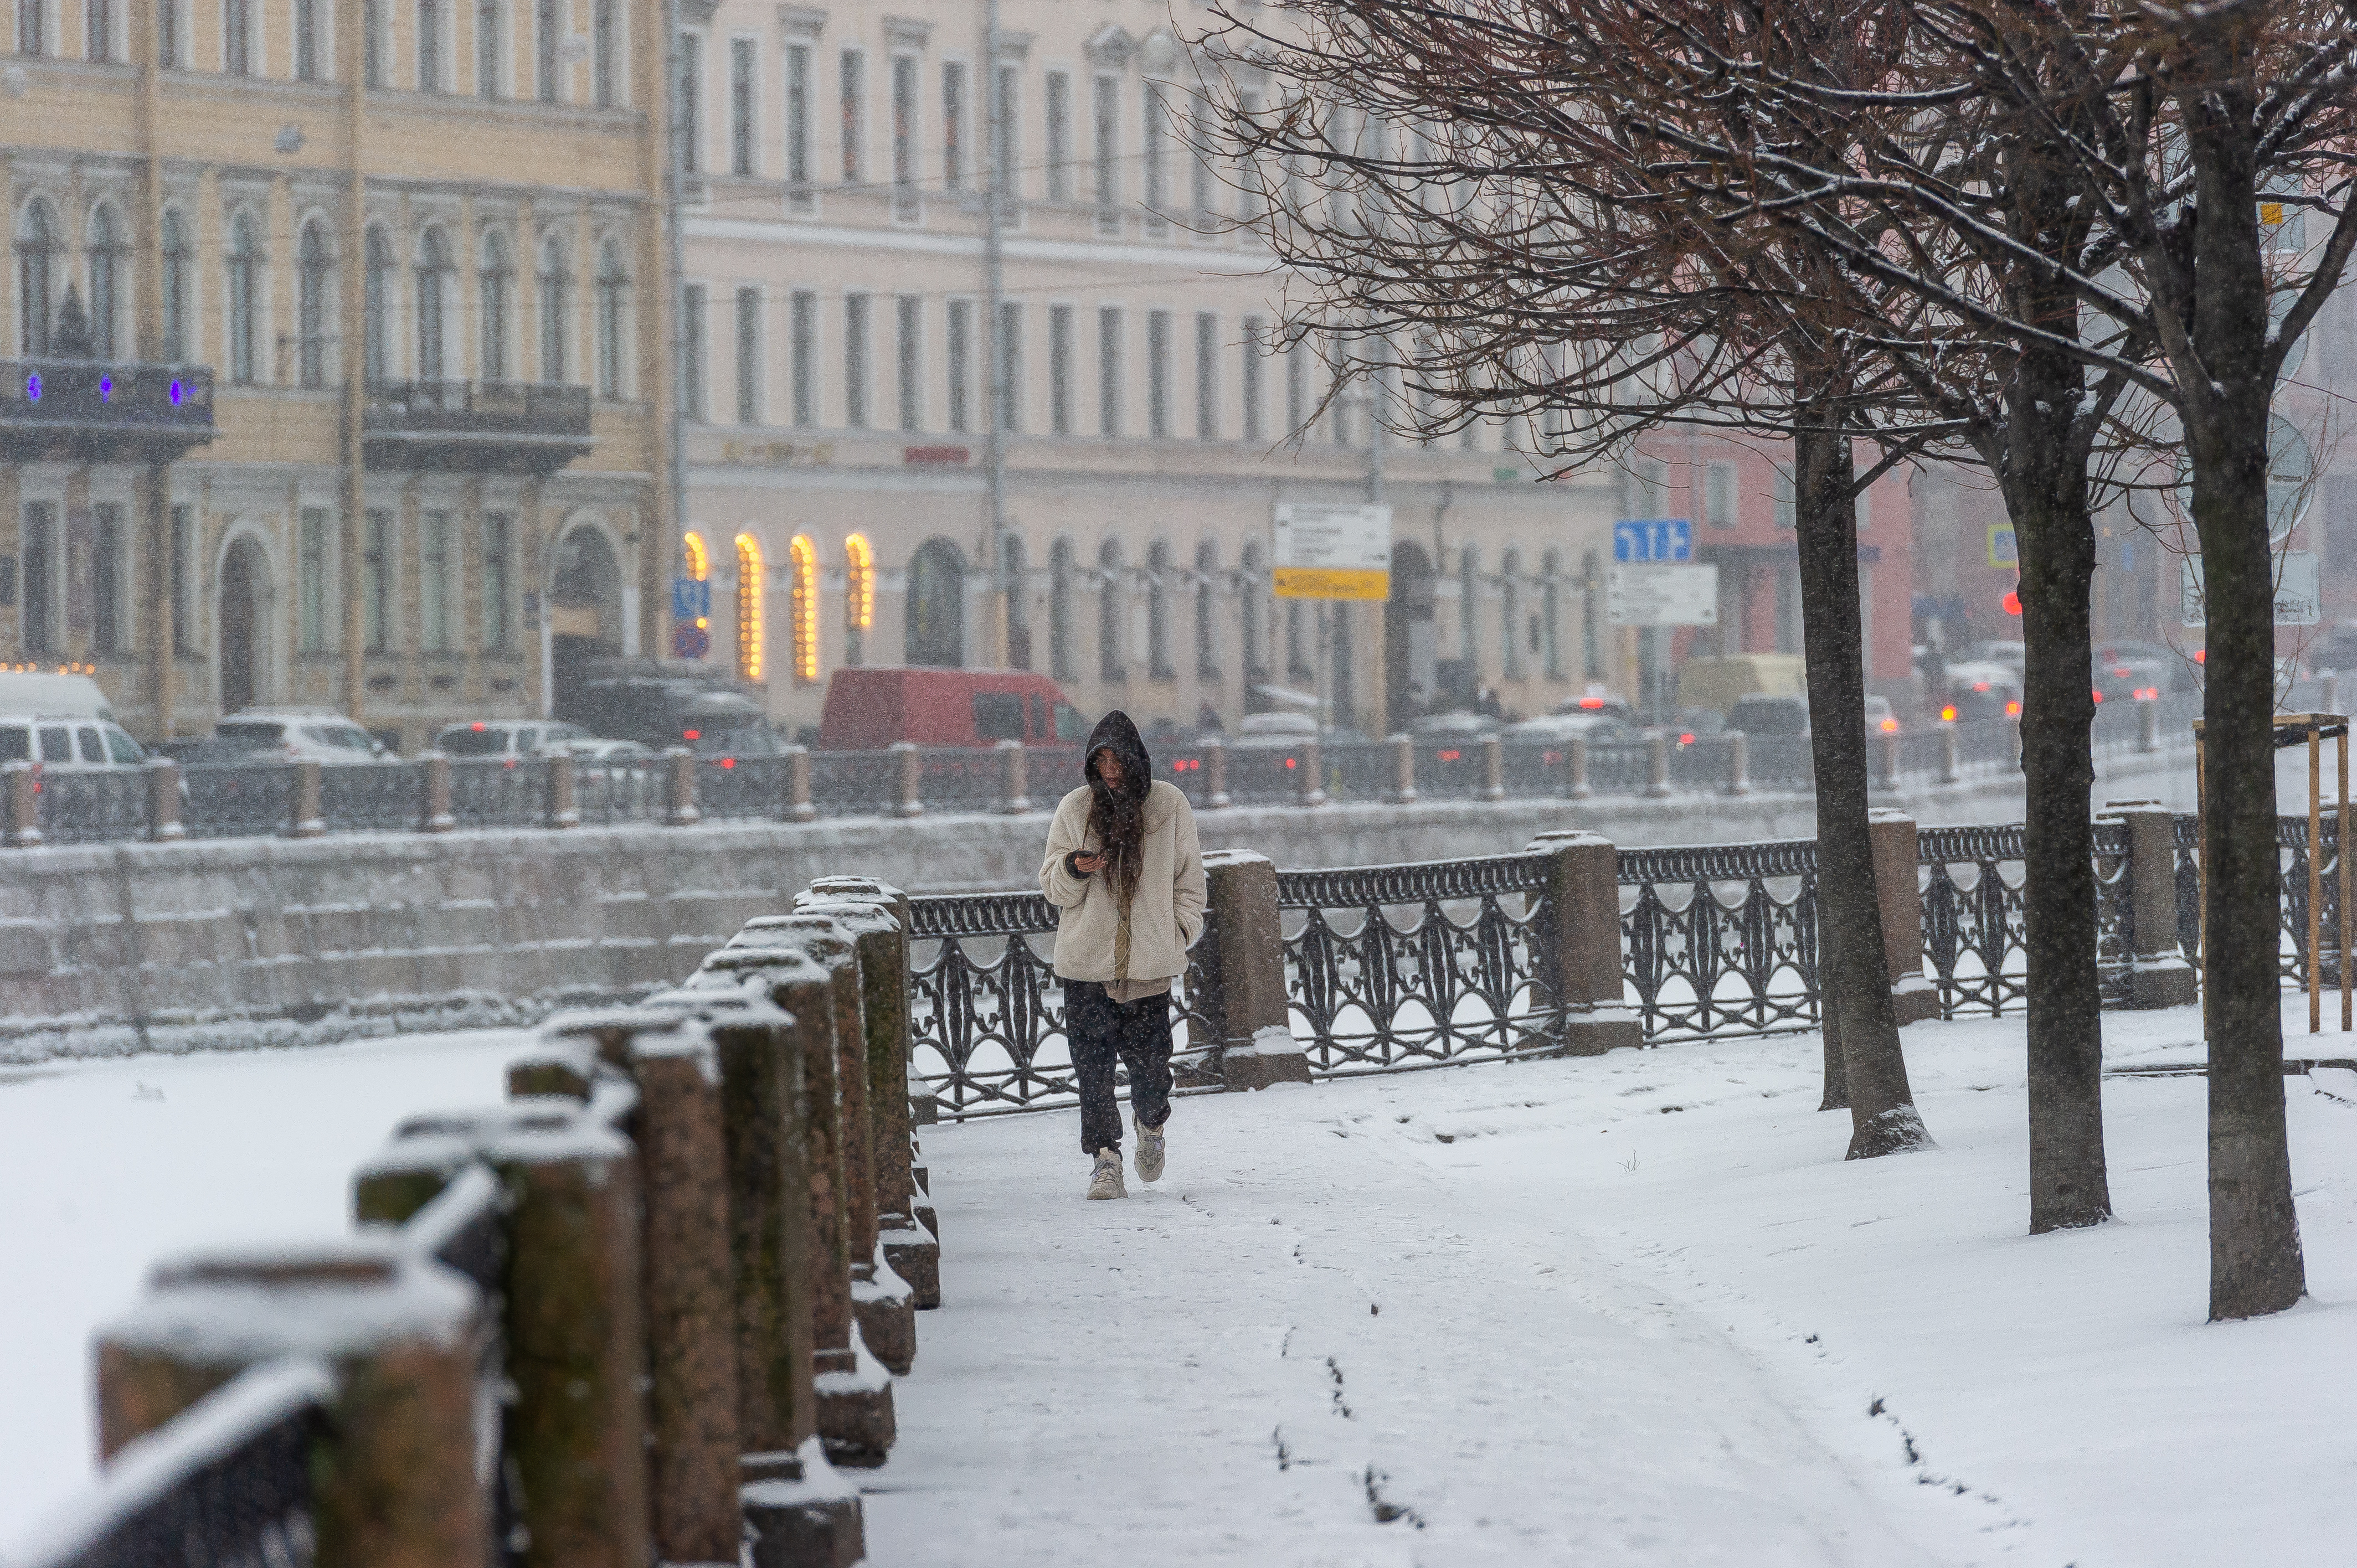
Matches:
[817,668,1092,750]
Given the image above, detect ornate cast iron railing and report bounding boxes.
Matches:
[1919,824,2029,1018]
[1618,839,1821,1041]
[1275,853,1559,1073]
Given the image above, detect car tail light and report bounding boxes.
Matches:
[1941,705,1958,722]
[470,721,488,731]
[2092,689,2104,703]
[1679,732,1696,745]
[1880,718,1900,733]
[683,729,701,741]
[2135,687,2158,701]
[2195,649,2206,664]
[1972,680,1990,692]
[2005,699,2021,716]
[1438,748,1461,761]
[1579,697,1604,709]
[1284,756,1296,769]
[721,757,737,769]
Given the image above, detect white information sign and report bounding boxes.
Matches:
[2180,551,2320,628]
[1273,502,1392,600]
[1607,564,1720,627]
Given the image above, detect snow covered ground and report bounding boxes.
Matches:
[4,1002,2351,1566]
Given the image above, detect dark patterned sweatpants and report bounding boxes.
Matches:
[1066,980,1175,1154]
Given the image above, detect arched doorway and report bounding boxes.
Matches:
[1385,540,1438,733]
[905,538,965,667]
[218,537,267,716]
[550,523,624,718]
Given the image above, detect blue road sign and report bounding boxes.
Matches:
[1613,519,1692,563]
[672,576,712,622]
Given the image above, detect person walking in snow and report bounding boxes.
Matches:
[1041,710,1206,1199]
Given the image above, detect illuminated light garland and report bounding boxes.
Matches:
[844,532,874,630]
[682,530,710,582]
[789,534,820,684]
[737,532,766,683]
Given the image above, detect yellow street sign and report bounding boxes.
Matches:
[1274,566,1391,601]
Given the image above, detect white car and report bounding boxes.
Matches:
[213,709,386,765]
[0,714,149,770]
[434,719,591,759]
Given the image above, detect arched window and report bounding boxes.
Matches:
[1457,546,1479,665]
[906,538,966,667]
[297,220,333,388]
[1541,549,1564,679]
[1097,538,1126,682]
[226,210,260,384]
[1146,539,1174,678]
[788,534,819,684]
[415,227,450,381]
[1048,538,1075,680]
[86,204,124,359]
[1194,539,1219,682]
[594,238,628,399]
[842,533,873,665]
[159,208,192,362]
[538,233,570,383]
[1240,539,1267,679]
[16,198,56,355]
[364,226,395,383]
[1500,549,1524,679]
[736,532,766,682]
[1001,533,1032,670]
[478,231,511,380]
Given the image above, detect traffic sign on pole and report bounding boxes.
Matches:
[1613,519,1692,563]
[1273,502,1392,600]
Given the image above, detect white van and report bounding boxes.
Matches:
[0,673,115,721]
[0,714,148,770]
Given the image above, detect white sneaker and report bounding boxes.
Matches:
[1134,1113,1166,1183]
[1087,1147,1126,1200]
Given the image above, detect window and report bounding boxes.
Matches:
[1048,537,1074,679]
[681,282,707,419]
[1046,70,1071,201]
[730,39,755,176]
[1147,310,1171,438]
[1097,539,1125,680]
[420,510,455,651]
[363,509,392,652]
[840,49,863,183]
[158,0,177,66]
[482,512,512,651]
[299,506,331,652]
[1458,548,1479,663]
[225,0,249,73]
[1194,540,1218,679]
[88,0,110,59]
[1626,457,1668,517]
[993,62,1018,204]
[734,286,760,423]
[364,226,394,381]
[677,34,702,174]
[843,292,868,427]
[1143,84,1167,231]
[785,43,810,197]
[737,532,765,681]
[1501,550,1525,678]
[19,501,54,653]
[1242,317,1265,442]
[1541,550,1564,679]
[594,239,627,399]
[1190,92,1214,226]
[994,300,1018,433]
[891,53,917,218]
[474,0,496,95]
[593,0,615,105]
[1195,312,1218,439]
[169,503,192,654]
[478,231,510,380]
[1285,600,1308,682]
[1581,548,1601,678]
[1097,306,1120,436]
[160,206,189,360]
[1706,462,1737,528]
[788,534,818,683]
[896,295,920,431]
[1286,342,1305,438]
[298,219,332,386]
[363,0,380,85]
[942,60,964,189]
[947,297,971,433]
[1238,90,1266,222]
[418,0,441,90]
[1146,540,1173,678]
[1048,304,1072,435]
[415,227,449,381]
[534,0,557,100]
[16,0,39,52]
[16,198,54,355]
[1091,74,1118,233]
[92,503,123,654]
[1773,462,1795,527]
[1241,540,1266,678]
[790,287,815,424]
[537,233,569,381]
[842,532,873,664]
[905,538,965,667]
[227,211,260,385]
[87,204,123,359]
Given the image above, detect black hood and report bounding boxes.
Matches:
[1084,710,1151,800]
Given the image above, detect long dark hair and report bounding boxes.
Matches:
[1085,713,1151,907]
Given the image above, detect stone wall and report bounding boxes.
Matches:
[0,748,2188,1062]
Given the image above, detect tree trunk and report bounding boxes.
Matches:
[1819,1002,1849,1111]
[2183,81,2305,1318]
[2000,334,2112,1232]
[1792,414,1931,1158]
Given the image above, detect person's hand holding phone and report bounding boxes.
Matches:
[1072,852,1104,875]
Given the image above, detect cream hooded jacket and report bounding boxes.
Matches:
[1039,778,1206,983]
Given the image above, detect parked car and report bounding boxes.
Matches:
[1552,684,1638,722]
[817,667,1090,750]
[1500,710,1641,746]
[1727,694,1812,736]
[2092,648,2166,705]
[1674,655,1807,716]
[434,720,591,759]
[1865,694,1901,735]
[2094,639,2196,694]
[543,736,659,777]
[1939,659,2023,722]
[212,709,387,764]
[0,672,117,722]
[0,713,148,769]
[156,736,270,768]
[1228,711,1319,748]
[1407,709,1502,739]
[566,666,782,755]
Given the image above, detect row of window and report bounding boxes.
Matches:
[13,194,635,398]
[14,0,628,106]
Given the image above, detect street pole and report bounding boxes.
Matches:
[982,0,1010,667]
[664,0,692,670]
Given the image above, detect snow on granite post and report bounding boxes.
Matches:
[891,740,924,818]
[289,760,325,837]
[547,750,580,828]
[793,888,938,1311]
[1202,733,1231,809]
[1479,731,1506,801]
[728,916,917,1374]
[1385,733,1417,803]
[95,1238,490,1568]
[784,744,817,822]
[1201,849,1310,1090]
[421,750,455,832]
[696,948,896,1470]
[666,746,702,826]
[1867,809,1940,1025]
[997,737,1030,813]
[1724,732,1752,797]
[1644,729,1672,798]
[1296,735,1327,807]
[6,760,40,845]
[1565,733,1593,800]
[1524,830,1644,1055]
[145,755,184,841]
[2107,800,2200,1008]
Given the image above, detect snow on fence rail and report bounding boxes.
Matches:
[0,699,2196,850]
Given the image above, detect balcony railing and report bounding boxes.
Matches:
[362,379,595,473]
[0,359,217,461]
